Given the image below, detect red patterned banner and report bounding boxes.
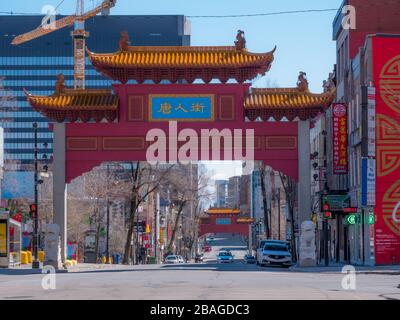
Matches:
[373,36,400,265]
[332,103,348,175]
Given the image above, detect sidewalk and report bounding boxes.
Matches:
[289,263,400,275]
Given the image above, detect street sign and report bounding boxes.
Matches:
[345,214,358,225]
[322,194,351,212]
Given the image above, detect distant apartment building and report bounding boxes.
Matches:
[215,180,227,208]
[239,175,251,215]
[227,176,241,209]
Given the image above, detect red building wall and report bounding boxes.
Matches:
[372,36,400,265]
[347,0,400,58]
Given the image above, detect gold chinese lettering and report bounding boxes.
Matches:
[191,103,205,113]
[175,104,188,113]
[158,102,172,115]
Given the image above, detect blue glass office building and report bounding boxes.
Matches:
[0,15,190,173]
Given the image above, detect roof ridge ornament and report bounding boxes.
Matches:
[55,73,66,95]
[235,30,246,51]
[119,31,130,51]
[297,71,309,92]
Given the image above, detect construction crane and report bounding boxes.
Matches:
[12,0,117,89]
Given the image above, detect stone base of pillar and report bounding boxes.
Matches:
[298,221,317,267]
[44,259,64,270]
[44,224,64,270]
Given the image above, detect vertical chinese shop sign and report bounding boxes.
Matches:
[373,36,400,265]
[332,104,348,175]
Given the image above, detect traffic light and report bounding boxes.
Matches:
[323,211,333,219]
[29,204,37,219]
[322,200,332,219]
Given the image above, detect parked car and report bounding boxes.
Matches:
[164,255,180,264]
[256,240,290,264]
[257,243,292,268]
[217,251,234,264]
[177,255,186,263]
[243,254,256,264]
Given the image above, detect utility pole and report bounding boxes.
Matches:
[136,202,140,264]
[277,188,281,241]
[32,122,40,269]
[154,191,160,263]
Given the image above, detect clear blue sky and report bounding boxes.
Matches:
[1,0,343,180]
[1,0,342,92]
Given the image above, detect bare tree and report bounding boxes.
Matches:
[258,162,271,239]
[69,164,124,262]
[120,162,173,265]
[279,172,298,262]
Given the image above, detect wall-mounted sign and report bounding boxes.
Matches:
[362,158,376,207]
[367,87,376,157]
[322,194,350,212]
[332,103,348,174]
[216,218,231,225]
[149,94,214,121]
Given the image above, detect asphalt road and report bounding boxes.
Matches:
[0,234,399,300]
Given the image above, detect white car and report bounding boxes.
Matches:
[256,240,289,264]
[258,243,292,268]
[164,255,180,264]
[177,255,186,263]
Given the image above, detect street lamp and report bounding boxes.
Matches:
[32,122,40,269]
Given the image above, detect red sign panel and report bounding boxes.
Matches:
[372,36,400,265]
[332,104,348,174]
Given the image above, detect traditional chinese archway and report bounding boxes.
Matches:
[198,208,255,237]
[25,32,335,261]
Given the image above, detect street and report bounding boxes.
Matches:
[0,234,399,300]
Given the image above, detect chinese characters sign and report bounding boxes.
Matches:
[332,103,348,174]
[149,95,214,121]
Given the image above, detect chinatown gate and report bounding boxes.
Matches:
[25,32,335,262]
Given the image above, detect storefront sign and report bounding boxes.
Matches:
[332,104,348,174]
